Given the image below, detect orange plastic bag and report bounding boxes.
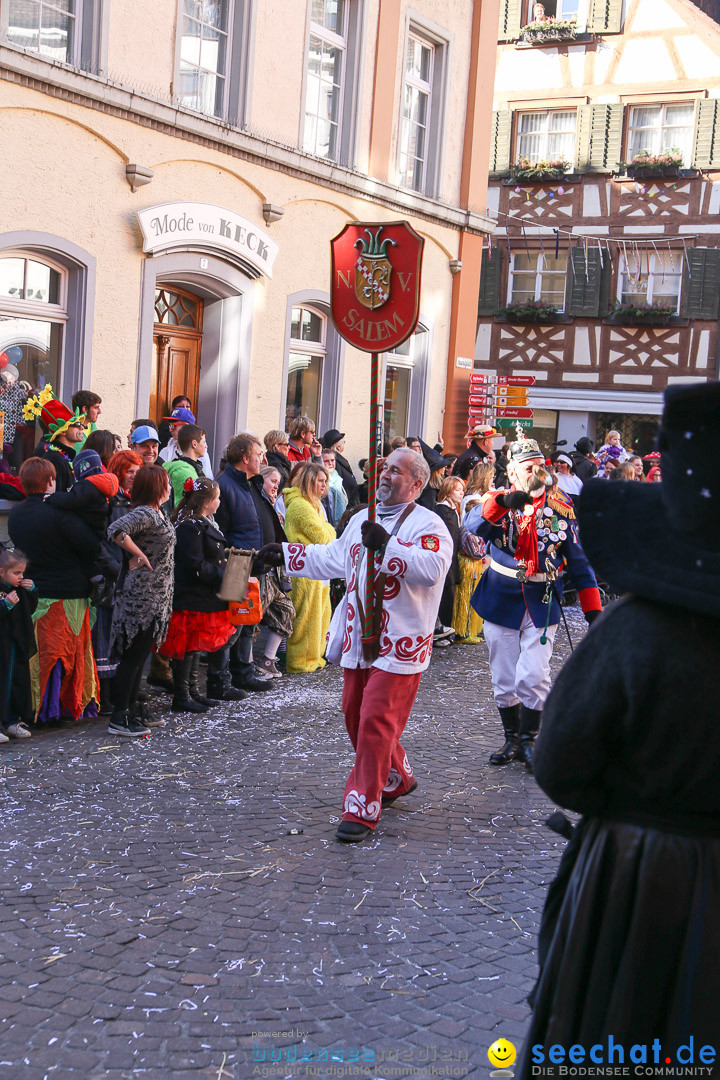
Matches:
[229,577,263,625]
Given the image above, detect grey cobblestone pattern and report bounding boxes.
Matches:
[0,609,587,1080]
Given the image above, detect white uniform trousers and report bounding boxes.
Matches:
[483,612,558,711]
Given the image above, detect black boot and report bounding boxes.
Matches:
[188,653,213,708]
[206,675,248,702]
[489,704,521,765]
[517,706,542,773]
[171,657,208,713]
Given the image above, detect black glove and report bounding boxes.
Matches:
[584,608,602,626]
[497,490,533,511]
[256,543,284,568]
[361,520,390,552]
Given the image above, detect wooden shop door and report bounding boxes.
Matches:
[150,286,204,424]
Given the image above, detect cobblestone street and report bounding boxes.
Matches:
[0,612,586,1080]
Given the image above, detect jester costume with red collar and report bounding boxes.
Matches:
[464,432,602,772]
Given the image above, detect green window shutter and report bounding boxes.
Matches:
[489,110,512,176]
[478,249,503,317]
[693,100,720,169]
[576,103,624,173]
[566,245,611,317]
[682,248,720,319]
[498,0,522,40]
[588,0,622,32]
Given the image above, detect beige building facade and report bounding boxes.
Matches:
[0,0,497,476]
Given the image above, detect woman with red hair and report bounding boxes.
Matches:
[106,464,176,737]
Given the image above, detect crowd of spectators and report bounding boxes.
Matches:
[0,384,660,742]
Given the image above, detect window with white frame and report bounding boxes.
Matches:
[626,104,695,166]
[303,0,349,159]
[6,0,78,63]
[382,326,429,440]
[510,252,568,308]
[0,255,67,466]
[619,253,682,312]
[516,110,577,164]
[285,305,326,430]
[398,32,435,192]
[179,0,230,117]
[5,0,104,71]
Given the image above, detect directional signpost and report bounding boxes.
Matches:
[466,373,536,432]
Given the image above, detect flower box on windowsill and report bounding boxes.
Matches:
[511,170,568,184]
[508,157,573,185]
[519,18,577,42]
[624,166,681,180]
[606,306,677,327]
[496,304,567,324]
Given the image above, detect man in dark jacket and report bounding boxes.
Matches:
[321,429,360,507]
[571,437,598,483]
[452,424,498,482]
[216,433,286,693]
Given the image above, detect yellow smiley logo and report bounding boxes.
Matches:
[488,1039,517,1069]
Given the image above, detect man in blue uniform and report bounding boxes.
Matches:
[465,432,602,772]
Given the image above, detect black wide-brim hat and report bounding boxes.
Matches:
[577,382,720,618]
[418,437,454,471]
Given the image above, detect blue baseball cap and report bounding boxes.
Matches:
[131,424,160,445]
[163,406,196,424]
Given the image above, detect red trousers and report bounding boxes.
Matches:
[340,666,422,828]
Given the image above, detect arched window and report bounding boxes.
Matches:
[0,254,67,465]
[285,304,326,431]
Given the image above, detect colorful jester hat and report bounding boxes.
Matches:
[22,384,87,442]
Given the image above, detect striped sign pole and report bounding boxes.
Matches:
[363,352,382,646]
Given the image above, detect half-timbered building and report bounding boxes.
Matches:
[475,0,720,453]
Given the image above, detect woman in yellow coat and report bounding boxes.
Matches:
[283,463,336,673]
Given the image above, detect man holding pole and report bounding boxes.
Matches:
[259,448,452,842]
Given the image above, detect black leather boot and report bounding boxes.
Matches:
[489,704,521,765]
[517,705,542,772]
[172,657,208,713]
[188,653,213,708]
[205,675,248,702]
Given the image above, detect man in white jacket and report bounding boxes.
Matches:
[259,448,452,842]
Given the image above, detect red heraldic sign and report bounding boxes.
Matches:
[330,222,424,352]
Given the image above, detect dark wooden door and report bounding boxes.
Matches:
[151,287,203,424]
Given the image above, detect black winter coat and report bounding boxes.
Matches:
[417,484,438,511]
[571,451,598,483]
[172,516,229,613]
[46,478,110,540]
[0,583,38,729]
[517,597,720,1077]
[33,440,76,492]
[266,450,291,489]
[8,495,100,598]
[433,503,460,586]
[333,451,360,507]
